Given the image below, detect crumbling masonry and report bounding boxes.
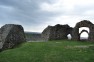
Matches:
[0,24,26,51]
[41,24,73,41]
[42,20,94,42]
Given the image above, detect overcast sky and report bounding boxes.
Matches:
[0,0,94,32]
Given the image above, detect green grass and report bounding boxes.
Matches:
[0,40,94,62]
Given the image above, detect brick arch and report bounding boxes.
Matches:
[72,20,94,41]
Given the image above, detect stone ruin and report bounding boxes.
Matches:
[0,24,26,51]
[41,24,73,41]
[42,20,94,42]
[72,20,94,41]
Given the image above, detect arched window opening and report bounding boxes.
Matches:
[67,34,72,40]
[79,27,89,33]
[80,32,89,41]
[79,27,89,41]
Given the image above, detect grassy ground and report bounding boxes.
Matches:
[0,40,94,62]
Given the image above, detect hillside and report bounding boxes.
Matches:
[0,40,94,62]
[25,32,42,41]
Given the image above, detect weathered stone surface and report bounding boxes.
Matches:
[72,20,94,41]
[42,24,73,41]
[41,19,94,42]
[0,24,26,51]
[41,26,53,41]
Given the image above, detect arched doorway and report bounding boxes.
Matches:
[72,20,94,41]
[67,34,72,40]
[79,29,89,41]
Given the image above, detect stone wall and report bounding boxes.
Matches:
[42,20,94,42]
[0,24,26,51]
[42,24,73,41]
[41,26,53,41]
[72,20,94,42]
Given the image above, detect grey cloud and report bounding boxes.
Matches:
[71,4,94,16]
[0,0,94,32]
[0,0,58,26]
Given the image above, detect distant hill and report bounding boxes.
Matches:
[25,32,42,41]
[25,31,41,34]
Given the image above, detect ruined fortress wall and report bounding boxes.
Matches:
[42,24,73,41]
[0,24,26,51]
[42,20,94,42]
